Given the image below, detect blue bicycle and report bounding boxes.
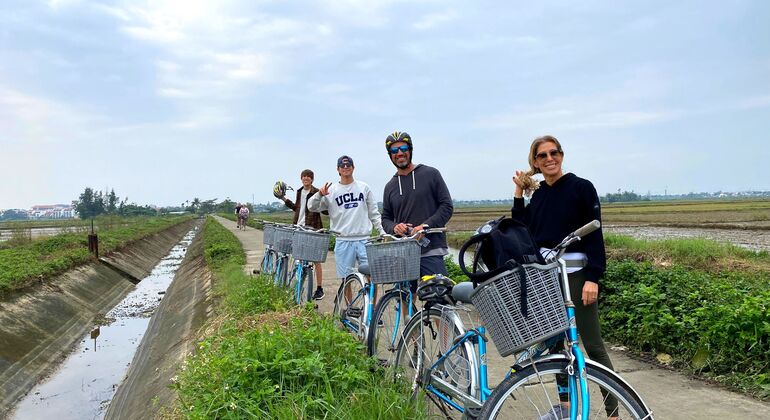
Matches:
[395,221,653,420]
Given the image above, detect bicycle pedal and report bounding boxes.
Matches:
[345,307,363,318]
[462,407,481,419]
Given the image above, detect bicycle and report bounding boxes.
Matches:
[365,227,448,367]
[272,225,294,288]
[259,221,278,275]
[396,221,653,419]
[285,225,334,305]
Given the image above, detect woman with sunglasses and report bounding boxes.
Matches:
[512,135,619,420]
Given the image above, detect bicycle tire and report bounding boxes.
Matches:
[394,307,478,415]
[298,265,314,305]
[479,356,651,419]
[332,274,368,340]
[273,256,284,286]
[366,289,415,366]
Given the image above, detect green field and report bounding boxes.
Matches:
[0,215,194,295]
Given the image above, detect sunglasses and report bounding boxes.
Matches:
[535,149,562,161]
[338,163,353,168]
[389,145,410,155]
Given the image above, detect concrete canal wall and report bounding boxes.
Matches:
[0,219,199,417]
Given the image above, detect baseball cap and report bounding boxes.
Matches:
[337,155,354,167]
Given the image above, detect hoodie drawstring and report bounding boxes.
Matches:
[396,168,417,196]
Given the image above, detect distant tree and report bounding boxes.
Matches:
[73,187,106,219]
[106,189,119,214]
[0,209,29,221]
[601,190,649,203]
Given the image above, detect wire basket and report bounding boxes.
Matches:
[365,239,421,284]
[273,226,294,254]
[292,230,330,262]
[470,262,568,357]
[263,224,276,247]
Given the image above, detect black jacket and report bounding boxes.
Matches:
[511,173,606,283]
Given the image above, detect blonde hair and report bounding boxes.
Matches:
[527,135,563,175]
[515,135,564,196]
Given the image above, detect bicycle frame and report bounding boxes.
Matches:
[424,324,492,412]
[338,272,373,339]
[291,259,315,304]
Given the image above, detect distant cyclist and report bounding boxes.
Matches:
[238,204,250,230]
[381,131,454,293]
[235,203,242,228]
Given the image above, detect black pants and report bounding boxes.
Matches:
[555,269,618,416]
[409,255,448,293]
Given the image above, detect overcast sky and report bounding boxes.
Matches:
[1,0,769,209]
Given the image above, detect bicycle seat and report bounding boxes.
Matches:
[358,263,371,276]
[451,281,475,304]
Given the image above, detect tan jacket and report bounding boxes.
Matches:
[283,186,326,229]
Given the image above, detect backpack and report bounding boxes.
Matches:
[458,217,544,317]
[239,207,249,216]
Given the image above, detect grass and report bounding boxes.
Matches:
[172,216,427,419]
[0,215,194,295]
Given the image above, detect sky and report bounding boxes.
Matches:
[1,0,769,209]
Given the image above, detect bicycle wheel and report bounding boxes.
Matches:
[366,289,415,366]
[394,307,478,416]
[297,266,314,305]
[479,357,651,420]
[261,249,275,275]
[273,256,284,286]
[288,264,300,299]
[332,274,368,340]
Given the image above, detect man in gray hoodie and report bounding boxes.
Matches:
[381,131,454,290]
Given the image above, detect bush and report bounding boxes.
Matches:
[600,260,770,398]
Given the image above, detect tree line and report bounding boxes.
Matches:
[72,187,246,218]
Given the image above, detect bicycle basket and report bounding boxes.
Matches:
[365,239,421,284]
[263,224,276,246]
[470,262,568,357]
[273,226,294,254]
[292,230,330,262]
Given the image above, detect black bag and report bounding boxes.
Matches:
[458,217,544,316]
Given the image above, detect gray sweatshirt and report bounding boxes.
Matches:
[382,164,453,255]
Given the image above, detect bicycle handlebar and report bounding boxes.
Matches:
[370,226,447,242]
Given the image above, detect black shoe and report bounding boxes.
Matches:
[312,288,325,300]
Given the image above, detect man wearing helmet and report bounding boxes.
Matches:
[278,169,328,300]
[382,131,454,291]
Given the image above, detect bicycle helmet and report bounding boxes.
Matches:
[417,274,455,303]
[385,131,413,152]
[273,181,287,198]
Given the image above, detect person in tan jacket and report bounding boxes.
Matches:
[281,169,328,300]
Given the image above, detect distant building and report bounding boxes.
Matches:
[29,204,75,219]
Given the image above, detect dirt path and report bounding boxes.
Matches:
[213,216,770,419]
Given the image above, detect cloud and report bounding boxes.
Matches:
[413,10,458,30]
[0,84,105,143]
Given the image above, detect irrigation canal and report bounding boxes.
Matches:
[9,228,198,420]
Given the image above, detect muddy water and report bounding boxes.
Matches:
[11,228,198,420]
[604,225,770,252]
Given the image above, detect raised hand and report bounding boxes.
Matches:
[319,182,332,196]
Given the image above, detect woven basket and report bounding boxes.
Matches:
[291,230,330,262]
[470,262,568,357]
[365,240,421,284]
[273,226,294,254]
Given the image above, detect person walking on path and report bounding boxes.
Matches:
[234,203,243,229]
[381,131,454,292]
[280,169,328,300]
[237,204,249,230]
[308,155,385,295]
[511,135,618,420]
